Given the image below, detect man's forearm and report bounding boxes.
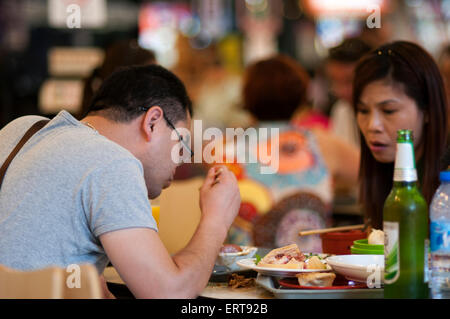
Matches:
[101,220,231,299]
[171,215,229,297]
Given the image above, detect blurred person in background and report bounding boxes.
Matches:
[77,39,155,119]
[354,41,448,229]
[192,54,250,130]
[171,38,251,180]
[220,55,359,251]
[173,38,251,130]
[326,38,373,149]
[290,65,330,131]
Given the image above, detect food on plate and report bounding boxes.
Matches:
[257,244,329,270]
[220,244,243,254]
[305,256,327,270]
[296,272,336,287]
[258,244,306,269]
[228,273,255,289]
[368,229,384,245]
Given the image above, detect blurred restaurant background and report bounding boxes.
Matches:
[1,0,450,251]
[2,0,450,126]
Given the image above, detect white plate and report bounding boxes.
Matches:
[236,256,333,278]
[326,255,384,284]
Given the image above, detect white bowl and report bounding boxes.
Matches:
[216,246,258,271]
[326,255,384,285]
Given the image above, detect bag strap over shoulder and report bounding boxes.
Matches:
[0,119,50,189]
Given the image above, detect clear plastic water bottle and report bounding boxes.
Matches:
[429,170,450,299]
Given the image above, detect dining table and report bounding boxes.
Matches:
[103,247,384,299]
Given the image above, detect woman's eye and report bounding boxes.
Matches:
[383,109,397,115]
[357,108,369,114]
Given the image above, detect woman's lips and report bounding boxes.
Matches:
[368,141,388,152]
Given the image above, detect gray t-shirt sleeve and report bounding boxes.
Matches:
[82,158,157,237]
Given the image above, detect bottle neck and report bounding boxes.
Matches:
[393,141,417,182]
[392,180,418,188]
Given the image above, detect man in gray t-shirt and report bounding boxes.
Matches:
[0,65,241,298]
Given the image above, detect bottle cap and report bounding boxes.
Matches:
[439,170,450,182]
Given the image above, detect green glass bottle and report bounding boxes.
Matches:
[383,129,429,298]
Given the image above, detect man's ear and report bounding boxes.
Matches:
[142,106,164,142]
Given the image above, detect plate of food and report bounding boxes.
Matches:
[236,244,332,277]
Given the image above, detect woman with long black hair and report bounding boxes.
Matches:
[353,41,448,229]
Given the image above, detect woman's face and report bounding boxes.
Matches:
[356,79,425,163]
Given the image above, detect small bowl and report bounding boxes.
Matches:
[350,246,383,255]
[326,254,384,284]
[321,230,367,255]
[216,246,257,271]
[353,239,384,250]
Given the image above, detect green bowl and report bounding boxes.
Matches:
[353,239,384,250]
[350,246,384,255]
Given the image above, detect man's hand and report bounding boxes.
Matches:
[199,165,241,230]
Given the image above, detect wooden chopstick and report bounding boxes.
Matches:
[298,224,365,236]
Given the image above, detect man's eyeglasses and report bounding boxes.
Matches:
[139,107,194,158]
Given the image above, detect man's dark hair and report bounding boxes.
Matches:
[87,64,192,124]
[328,38,372,63]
